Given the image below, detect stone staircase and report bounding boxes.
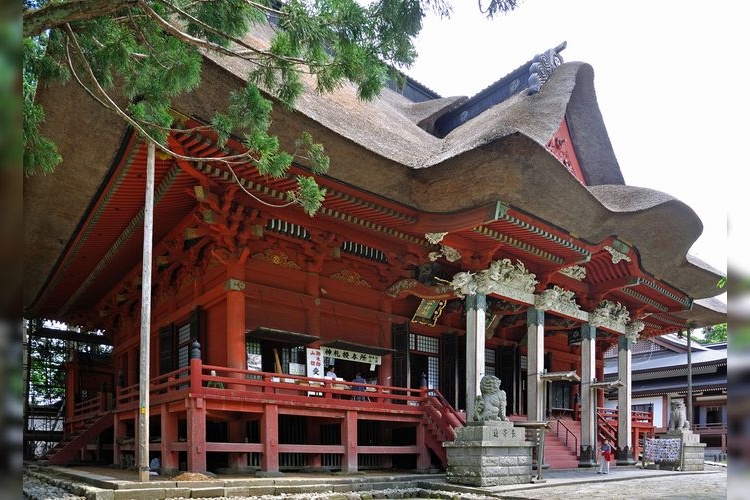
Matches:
[506,415,580,469]
[544,417,580,469]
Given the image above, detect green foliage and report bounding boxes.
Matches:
[28,335,68,405]
[700,323,727,344]
[290,175,327,216]
[22,0,520,213]
[297,132,330,174]
[23,34,67,175]
[480,0,521,18]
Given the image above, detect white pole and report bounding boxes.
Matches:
[138,140,156,482]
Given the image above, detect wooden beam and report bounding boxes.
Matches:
[29,327,113,345]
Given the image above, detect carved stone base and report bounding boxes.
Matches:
[578,445,597,468]
[616,445,636,466]
[666,429,700,444]
[444,421,534,487]
[681,441,707,471]
[666,430,705,471]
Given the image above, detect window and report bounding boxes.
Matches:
[176,323,191,369]
[158,308,202,375]
[246,341,261,371]
[485,347,496,377]
[411,334,439,354]
[427,356,439,390]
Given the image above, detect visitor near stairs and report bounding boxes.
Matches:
[598,439,613,474]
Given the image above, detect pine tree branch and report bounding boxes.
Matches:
[63,23,242,164]
[156,0,307,65]
[24,0,139,37]
[62,23,316,213]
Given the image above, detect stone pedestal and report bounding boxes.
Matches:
[444,421,534,487]
[667,430,706,471]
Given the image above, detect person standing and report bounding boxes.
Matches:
[352,372,367,400]
[598,439,613,474]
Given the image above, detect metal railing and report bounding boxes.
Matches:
[555,418,578,456]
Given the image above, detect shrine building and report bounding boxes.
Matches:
[23,27,727,475]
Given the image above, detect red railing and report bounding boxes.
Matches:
[69,395,103,424]
[109,359,464,470]
[596,407,655,461]
[114,360,439,410]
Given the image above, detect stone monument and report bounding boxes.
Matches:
[666,398,705,471]
[444,375,534,486]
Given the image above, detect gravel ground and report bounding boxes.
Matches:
[22,472,85,500]
[22,464,729,500]
[22,467,488,500]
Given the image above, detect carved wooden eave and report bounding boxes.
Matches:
[590,380,624,389]
[540,370,581,382]
[384,279,455,301]
[534,286,588,323]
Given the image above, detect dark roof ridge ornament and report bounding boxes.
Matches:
[528,41,568,94]
[432,40,568,137]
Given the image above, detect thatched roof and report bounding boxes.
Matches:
[23,27,725,325]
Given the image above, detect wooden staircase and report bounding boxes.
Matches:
[420,390,465,469]
[45,411,113,465]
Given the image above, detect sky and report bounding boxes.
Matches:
[404,0,743,285]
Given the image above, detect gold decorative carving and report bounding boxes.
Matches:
[385,279,417,297]
[251,249,301,269]
[330,269,371,288]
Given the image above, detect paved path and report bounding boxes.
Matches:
[492,465,727,499]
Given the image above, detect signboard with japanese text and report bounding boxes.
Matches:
[306,348,324,378]
[306,348,324,396]
[323,345,381,365]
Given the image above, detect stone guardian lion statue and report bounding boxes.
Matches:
[668,399,690,431]
[473,375,508,422]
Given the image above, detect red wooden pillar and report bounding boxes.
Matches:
[227,420,248,471]
[160,406,179,473]
[596,363,605,408]
[113,415,123,466]
[415,422,431,470]
[261,404,279,472]
[341,410,358,473]
[128,349,136,386]
[377,303,393,388]
[187,397,207,472]
[307,418,322,468]
[226,262,248,470]
[226,277,246,371]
